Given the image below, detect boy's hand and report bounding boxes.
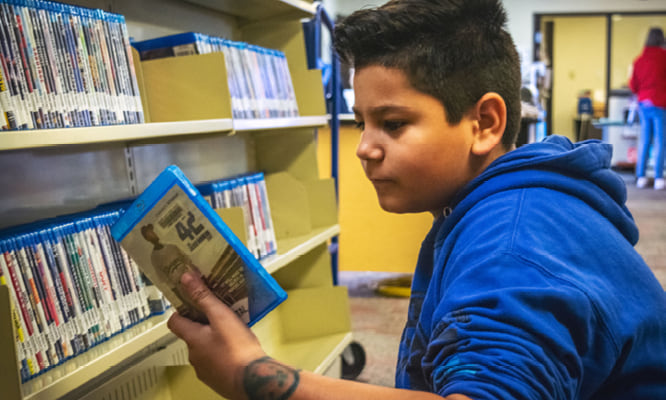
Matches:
[167,272,267,399]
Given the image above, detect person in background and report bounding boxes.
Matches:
[167,1,666,399]
[576,89,593,141]
[629,27,666,190]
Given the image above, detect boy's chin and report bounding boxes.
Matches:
[377,196,444,216]
[377,198,418,214]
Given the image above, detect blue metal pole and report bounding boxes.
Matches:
[315,3,340,285]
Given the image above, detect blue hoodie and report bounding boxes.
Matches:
[396,136,666,399]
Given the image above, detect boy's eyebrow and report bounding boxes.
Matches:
[352,105,413,117]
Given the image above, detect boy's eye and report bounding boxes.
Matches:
[354,121,365,130]
[384,120,406,131]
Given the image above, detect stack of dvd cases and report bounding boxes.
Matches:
[0,0,144,131]
[133,32,299,120]
[0,208,153,382]
[197,172,278,261]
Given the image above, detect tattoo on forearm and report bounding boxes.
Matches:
[243,356,300,400]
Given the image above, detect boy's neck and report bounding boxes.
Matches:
[429,143,514,219]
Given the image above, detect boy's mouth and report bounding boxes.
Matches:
[370,178,394,188]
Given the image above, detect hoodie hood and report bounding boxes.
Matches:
[444,135,638,244]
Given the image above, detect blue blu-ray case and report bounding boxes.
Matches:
[110,165,286,326]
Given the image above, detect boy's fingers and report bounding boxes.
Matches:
[167,312,199,342]
[176,273,246,332]
[180,272,224,316]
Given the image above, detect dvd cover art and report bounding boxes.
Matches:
[111,165,286,326]
[120,185,251,322]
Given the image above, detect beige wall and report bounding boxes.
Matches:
[65,0,238,41]
[502,0,666,65]
[611,15,666,90]
[318,125,433,273]
[547,16,607,139]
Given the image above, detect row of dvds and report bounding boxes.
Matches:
[133,32,299,120]
[197,172,278,261]
[0,0,144,131]
[0,208,154,382]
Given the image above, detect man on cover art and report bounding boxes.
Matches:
[141,223,199,299]
[141,223,249,322]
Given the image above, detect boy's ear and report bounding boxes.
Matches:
[469,92,507,156]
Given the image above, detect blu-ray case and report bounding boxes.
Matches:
[111,165,286,326]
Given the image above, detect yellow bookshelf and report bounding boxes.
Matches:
[0,1,351,399]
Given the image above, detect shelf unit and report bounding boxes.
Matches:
[1,222,345,400]
[0,116,330,152]
[0,0,350,399]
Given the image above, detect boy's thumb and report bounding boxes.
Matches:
[180,272,221,315]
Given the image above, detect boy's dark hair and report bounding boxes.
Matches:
[334,0,522,149]
[645,27,664,47]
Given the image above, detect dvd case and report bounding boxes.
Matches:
[196,172,278,261]
[0,0,144,131]
[110,165,286,326]
[132,32,299,119]
[0,205,155,381]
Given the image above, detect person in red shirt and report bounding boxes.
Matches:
[630,27,666,190]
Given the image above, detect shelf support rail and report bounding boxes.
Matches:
[304,2,341,285]
[124,146,139,196]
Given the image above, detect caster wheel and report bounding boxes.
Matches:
[341,341,366,380]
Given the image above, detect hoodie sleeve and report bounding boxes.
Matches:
[421,252,616,400]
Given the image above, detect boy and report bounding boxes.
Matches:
[167,0,666,399]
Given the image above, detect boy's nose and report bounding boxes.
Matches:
[356,132,384,161]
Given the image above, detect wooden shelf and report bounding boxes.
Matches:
[0,119,233,151]
[253,285,352,375]
[21,312,174,400]
[276,332,352,374]
[183,0,316,21]
[233,116,327,132]
[19,319,350,400]
[0,116,330,152]
[262,225,340,274]
[159,331,352,400]
[9,224,339,399]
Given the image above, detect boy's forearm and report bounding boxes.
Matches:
[240,356,471,400]
[167,274,471,400]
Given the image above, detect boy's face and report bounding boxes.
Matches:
[352,65,478,215]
